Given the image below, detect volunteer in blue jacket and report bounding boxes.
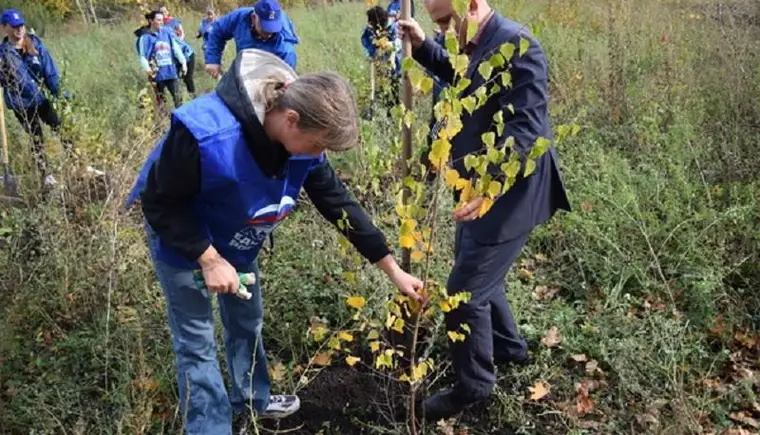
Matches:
[136,10,187,109]
[175,36,196,98]
[0,9,70,187]
[204,0,299,78]
[159,5,185,40]
[387,0,415,20]
[196,7,216,54]
[125,49,424,433]
[361,6,402,79]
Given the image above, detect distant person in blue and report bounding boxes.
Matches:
[387,0,415,20]
[361,6,401,78]
[196,7,216,54]
[0,9,70,187]
[135,10,187,109]
[125,49,424,433]
[398,0,571,421]
[174,34,197,98]
[203,0,299,78]
[361,6,401,112]
[159,4,185,40]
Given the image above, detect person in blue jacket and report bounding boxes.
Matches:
[124,48,425,433]
[203,0,299,78]
[159,4,185,40]
[196,7,216,54]
[387,0,415,20]
[0,9,70,187]
[361,6,401,113]
[135,10,187,109]
[361,6,401,78]
[174,36,196,98]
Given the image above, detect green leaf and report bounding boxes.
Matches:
[453,0,468,17]
[444,30,459,56]
[402,57,415,72]
[454,77,472,93]
[519,37,530,56]
[489,53,506,68]
[501,160,521,179]
[477,62,494,81]
[481,132,496,148]
[461,96,477,114]
[475,86,488,106]
[524,159,536,177]
[487,147,502,164]
[466,19,478,43]
[529,137,551,159]
[403,110,416,129]
[452,54,469,77]
[500,42,516,60]
[419,77,434,94]
[500,72,512,88]
[507,103,515,114]
[464,155,478,172]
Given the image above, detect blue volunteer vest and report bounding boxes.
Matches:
[142,29,179,82]
[126,92,323,269]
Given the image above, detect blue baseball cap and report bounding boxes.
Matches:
[254,0,282,34]
[1,9,25,27]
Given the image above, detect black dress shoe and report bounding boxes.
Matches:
[422,389,483,422]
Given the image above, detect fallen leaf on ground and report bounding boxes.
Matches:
[575,381,595,416]
[529,381,550,401]
[729,412,760,429]
[436,418,456,435]
[735,330,758,349]
[720,429,753,435]
[541,326,562,348]
[636,412,659,426]
[312,352,332,367]
[534,253,548,262]
[269,361,286,382]
[533,285,560,301]
[571,354,588,362]
[518,268,535,280]
[586,360,600,375]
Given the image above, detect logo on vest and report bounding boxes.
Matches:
[229,196,295,251]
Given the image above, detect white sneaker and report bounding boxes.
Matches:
[259,395,300,419]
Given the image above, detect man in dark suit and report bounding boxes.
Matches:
[398,0,571,421]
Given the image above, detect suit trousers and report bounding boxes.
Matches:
[445,222,530,398]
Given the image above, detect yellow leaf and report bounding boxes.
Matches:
[529,381,550,401]
[310,325,328,342]
[312,352,332,367]
[367,330,380,340]
[392,318,405,333]
[447,331,466,342]
[460,180,473,203]
[444,168,460,188]
[478,197,494,217]
[439,300,452,312]
[460,323,471,334]
[487,180,502,198]
[411,250,425,262]
[346,296,366,310]
[375,349,394,369]
[345,356,361,367]
[370,340,381,352]
[338,331,354,342]
[399,235,415,249]
[412,362,429,381]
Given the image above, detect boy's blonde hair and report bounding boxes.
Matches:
[239,50,360,152]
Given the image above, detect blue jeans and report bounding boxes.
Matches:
[148,238,271,434]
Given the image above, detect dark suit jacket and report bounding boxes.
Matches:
[413,12,571,244]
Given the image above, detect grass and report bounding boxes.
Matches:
[1,0,760,434]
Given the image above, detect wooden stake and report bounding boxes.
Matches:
[400,0,413,273]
